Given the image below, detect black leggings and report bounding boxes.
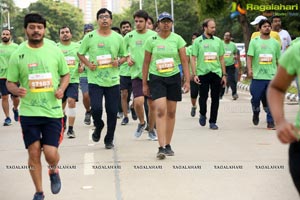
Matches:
[289,142,300,194]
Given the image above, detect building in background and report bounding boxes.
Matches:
[63,0,130,23]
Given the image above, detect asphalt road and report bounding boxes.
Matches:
[0,88,299,200]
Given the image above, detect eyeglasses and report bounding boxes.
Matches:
[98,15,110,19]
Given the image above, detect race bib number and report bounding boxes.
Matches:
[65,56,76,68]
[156,58,174,73]
[224,51,232,58]
[204,52,217,62]
[97,54,112,69]
[259,54,273,64]
[28,73,54,93]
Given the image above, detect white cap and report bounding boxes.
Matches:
[250,15,267,25]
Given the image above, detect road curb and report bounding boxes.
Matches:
[237,82,299,102]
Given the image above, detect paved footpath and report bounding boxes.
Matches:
[0,89,299,200]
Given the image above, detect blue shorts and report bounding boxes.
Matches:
[20,116,64,149]
[0,79,11,96]
[120,76,132,90]
[62,83,79,102]
[80,77,89,94]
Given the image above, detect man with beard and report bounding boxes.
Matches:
[247,19,280,129]
[191,18,227,130]
[57,26,80,138]
[124,10,157,140]
[0,29,19,125]
[119,20,134,125]
[271,16,291,53]
[6,13,70,200]
[78,8,126,149]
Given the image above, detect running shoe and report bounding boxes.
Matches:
[3,117,12,126]
[49,171,61,194]
[134,122,146,138]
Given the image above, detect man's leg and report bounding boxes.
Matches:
[28,141,43,193]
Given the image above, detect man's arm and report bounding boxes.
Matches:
[267,66,297,143]
[55,73,70,99]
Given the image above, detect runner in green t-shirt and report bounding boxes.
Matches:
[78,24,94,126]
[247,19,280,129]
[186,32,200,117]
[119,20,136,125]
[78,8,126,149]
[191,19,227,130]
[6,13,70,200]
[268,41,300,195]
[57,26,80,138]
[142,12,190,159]
[124,10,157,140]
[220,31,239,100]
[0,29,19,125]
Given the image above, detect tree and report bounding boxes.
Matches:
[112,0,201,45]
[12,0,84,43]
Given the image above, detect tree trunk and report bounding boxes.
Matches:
[238,14,250,52]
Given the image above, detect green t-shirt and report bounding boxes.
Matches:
[186,45,193,74]
[247,37,281,80]
[223,41,237,66]
[78,39,88,78]
[119,62,131,77]
[124,29,156,79]
[279,42,300,127]
[57,42,80,83]
[291,37,300,46]
[78,30,125,87]
[144,32,186,77]
[7,40,69,118]
[191,35,225,77]
[0,42,19,79]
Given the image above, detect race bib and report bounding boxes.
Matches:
[28,73,54,93]
[97,54,112,69]
[65,56,76,68]
[259,54,273,64]
[224,51,232,58]
[156,58,174,73]
[204,52,217,62]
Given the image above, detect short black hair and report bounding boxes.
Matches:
[59,26,72,35]
[148,16,154,24]
[111,26,121,34]
[258,19,271,29]
[271,15,281,23]
[133,10,149,21]
[120,20,131,29]
[192,32,200,37]
[24,13,46,28]
[96,8,112,20]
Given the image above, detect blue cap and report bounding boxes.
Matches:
[158,12,173,21]
[84,24,94,32]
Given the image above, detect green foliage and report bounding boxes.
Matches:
[10,0,84,43]
[113,0,201,45]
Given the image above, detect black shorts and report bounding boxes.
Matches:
[0,79,18,97]
[62,83,79,103]
[20,116,64,149]
[120,76,132,90]
[149,73,182,101]
[132,78,144,98]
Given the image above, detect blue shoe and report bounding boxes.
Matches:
[33,192,44,200]
[12,108,19,122]
[199,115,206,126]
[121,117,129,125]
[49,171,61,194]
[209,123,219,130]
[134,122,146,138]
[148,129,158,141]
[3,117,12,126]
